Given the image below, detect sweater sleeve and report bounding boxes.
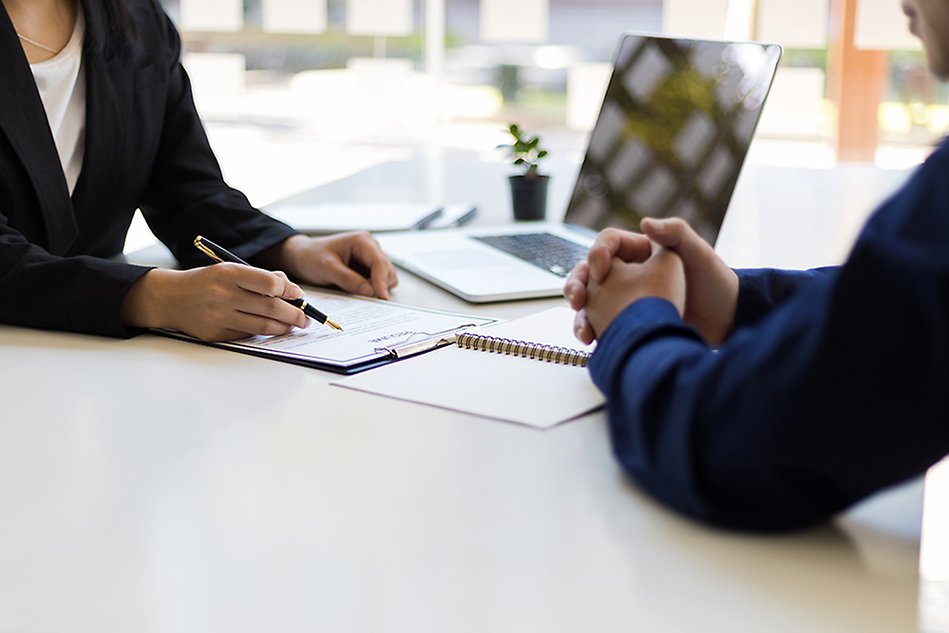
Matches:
[588,141,949,532]
[733,267,837,330]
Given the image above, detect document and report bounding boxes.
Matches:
[332,308,605,428]
[158,289,499,374]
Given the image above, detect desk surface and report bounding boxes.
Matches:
[0,151,938,633]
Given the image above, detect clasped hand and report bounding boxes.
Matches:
[564,218,739,346]
[121,232,398,341]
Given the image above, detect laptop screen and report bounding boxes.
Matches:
[564,34,782,245]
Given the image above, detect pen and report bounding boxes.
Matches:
[193,235,344,331]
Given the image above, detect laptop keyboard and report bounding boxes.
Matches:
[472,233,588,277]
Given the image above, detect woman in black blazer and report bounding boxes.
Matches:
[0,0,397,340]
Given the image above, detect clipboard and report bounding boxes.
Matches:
[154,290,500,374]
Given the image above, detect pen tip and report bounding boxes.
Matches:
[327,319,344,332]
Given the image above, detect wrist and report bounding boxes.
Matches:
[255,234,308,278]
[120,268,179,330]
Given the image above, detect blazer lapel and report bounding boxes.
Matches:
[0,3,78,255]
[71,0,133,233]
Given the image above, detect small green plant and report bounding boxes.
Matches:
[498,123,548,178]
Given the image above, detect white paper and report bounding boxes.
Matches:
[179,0,243,32]
[262,0,327,34]
[333,308,604,428]
[480,0,549,43]
[346,0,413,37]
[265,202,442,234]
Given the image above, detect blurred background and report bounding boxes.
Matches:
[123,0,949,271]
[138,0,945,212]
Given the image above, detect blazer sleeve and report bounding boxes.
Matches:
[588,142,949,532]
[137,4,298,269]
[0,216,152,336]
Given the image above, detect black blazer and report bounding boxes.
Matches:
[0,0,297,337]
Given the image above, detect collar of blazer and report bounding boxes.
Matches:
[0,0,134,257]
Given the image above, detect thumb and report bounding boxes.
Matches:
[641,218,707,264]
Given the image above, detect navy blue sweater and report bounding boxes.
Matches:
[589,140,949,532]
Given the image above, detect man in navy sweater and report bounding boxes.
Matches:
[564,0,949,531]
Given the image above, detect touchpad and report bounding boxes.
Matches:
[411,248,513,270]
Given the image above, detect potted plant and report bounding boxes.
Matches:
[498,123,550,221]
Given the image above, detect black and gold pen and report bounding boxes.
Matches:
[193,235,344,331]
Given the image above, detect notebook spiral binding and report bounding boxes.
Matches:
[454,332,591,367]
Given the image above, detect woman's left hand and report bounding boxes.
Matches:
[261,233,399,299]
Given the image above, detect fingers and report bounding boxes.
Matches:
[588,229,652,282]
[567,229,652,341]
[564,261,590,310]
[348,233,398,299]
[163,265,313,342]
[640,218,708,268]
[236,288,311,330]
[326,263,375,296]
[573,309,596,345]
[208,264,310,331]
[289,233,399,299]
[225,263,304,300]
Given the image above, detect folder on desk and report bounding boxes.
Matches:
[263,202,445,235]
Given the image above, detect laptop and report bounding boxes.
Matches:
[377,33,783,303]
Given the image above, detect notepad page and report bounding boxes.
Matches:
[332,307,604,428]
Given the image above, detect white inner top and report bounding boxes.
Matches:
[29,8,86,196]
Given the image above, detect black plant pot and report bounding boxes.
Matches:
[508,174,550,221]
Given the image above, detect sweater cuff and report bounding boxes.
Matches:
[589,298,700,393]
[734,269,773,330]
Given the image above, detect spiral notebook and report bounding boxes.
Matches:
[333,307,604,428]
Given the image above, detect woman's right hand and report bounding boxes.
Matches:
[120,264,311,341]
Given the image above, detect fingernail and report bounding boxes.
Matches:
[287,285,304,299]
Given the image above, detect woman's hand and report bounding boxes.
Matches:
[262,233,398,299]
[120,264,312,341]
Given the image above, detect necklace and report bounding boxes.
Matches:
[16,32,61,55]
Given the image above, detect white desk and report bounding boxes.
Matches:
[0,152,939,633]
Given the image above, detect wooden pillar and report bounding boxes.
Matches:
[826,0,890,161]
